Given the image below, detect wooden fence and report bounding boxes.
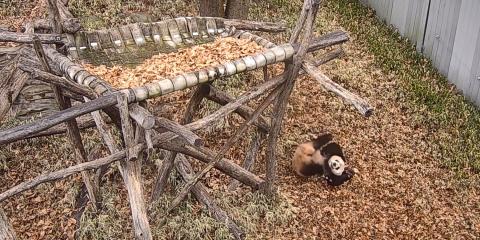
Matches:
[359,0,480,106]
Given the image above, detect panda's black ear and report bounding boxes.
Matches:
[321,142,344,159]
[312,133,332,150]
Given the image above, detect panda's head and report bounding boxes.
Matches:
[328,155,345,176]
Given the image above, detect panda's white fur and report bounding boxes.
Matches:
[328,155,345,176]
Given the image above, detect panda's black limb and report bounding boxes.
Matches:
[324,169,355,186]
[312,133,332,150]
[321,142,344,159]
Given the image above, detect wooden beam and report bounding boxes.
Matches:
[155,117,203,147]
[305,30,349,52]
[0,93,117,145]
[0,31,64,44]
[33,38,100,210]
[265,0,321,197]
[116,93,153,240]
[157,142,263,189]
[223,18,287,32]
[206,85,270,132]
[0,58,29,123]
[19,64,96,99]
[167,85,280,213]
[0,150,128,203]
[117,93,137,161]
[302,60,373,117]
[152,73,286,146]
[151,84,209,202]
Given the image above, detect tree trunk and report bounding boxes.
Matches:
[225,0,250,19]
[199,0,225,17]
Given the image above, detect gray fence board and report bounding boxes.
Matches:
[448,0,480,99]
[360,0,480,107]
[390,0,409,35]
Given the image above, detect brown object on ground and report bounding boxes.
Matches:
[46,0,80,33]
[199,0,225,17]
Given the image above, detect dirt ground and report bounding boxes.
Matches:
[1,0,479,239]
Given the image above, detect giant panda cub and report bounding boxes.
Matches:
[292,133,354,186]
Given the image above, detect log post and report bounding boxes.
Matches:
[0,209,16,240]
[0,57,28,123]
[116,93,153,240]
[32,38,100,210]
[264,0,322,197]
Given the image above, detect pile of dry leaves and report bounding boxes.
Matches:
[83,37,264,89]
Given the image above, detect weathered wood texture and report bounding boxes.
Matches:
[167,85,280,213]
[0,94,117,145]
[222,19,287,33]
[151,84,209,202]
[27,115,97,139]
[199,0,225,17]
[33,39,100,210]
[158,142,263,189]
[0,209,16,240]
[47,0,81,33]
[0,150,127,203]
[304,30,349,52]
[116,93,153,240]
[155,117,203,147]
[0,58,29,123]
[225,0,250,20]
[175,155,245,240]
[206,85,270,132]
[0,31,64,44]
[303,61,373,117]
[20,65,96,99]
[152,74,285,146]
[264,0,321,196]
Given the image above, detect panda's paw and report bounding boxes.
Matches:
[344,168,355,179]
[324,169,354,187]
